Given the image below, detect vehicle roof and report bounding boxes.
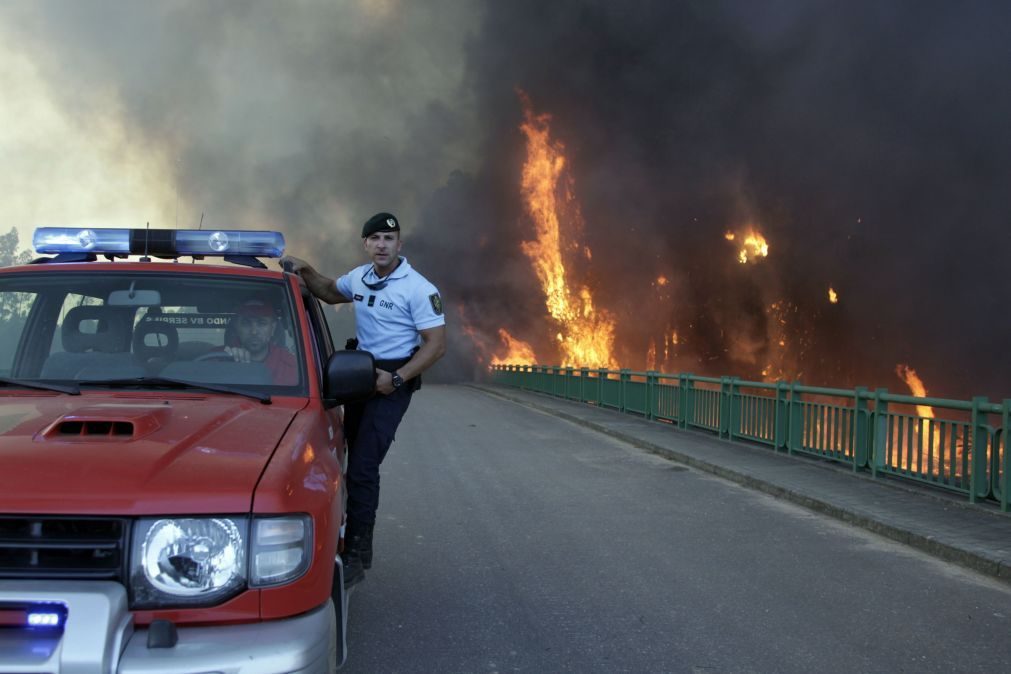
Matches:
[0,260,288,280]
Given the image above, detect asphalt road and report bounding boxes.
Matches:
[342,385,1011,673]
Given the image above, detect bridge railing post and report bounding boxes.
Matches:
[718,376,741,441]
[679,373,694,429]
[729,377,741,442]
[774,381,789,452]
[619,369,630,413]
[719,377,731,439]
[870,388,889,478]
[853,386,870,471]
[970,396,991,504]
[1001,399,1010,512]
[646,370,657,421]
[788,381,804,455]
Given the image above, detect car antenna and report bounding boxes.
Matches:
[193,213,205,263]
[139,222,151,262]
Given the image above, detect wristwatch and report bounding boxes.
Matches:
[391,372,404,389]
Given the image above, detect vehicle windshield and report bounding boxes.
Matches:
[0,271,306,396]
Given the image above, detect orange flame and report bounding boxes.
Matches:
[518,94,617,369]
[490,328,538,366]
[734,230,770,264]
[828,287,839,303]
[894,364,949,474]
[896,364,935,420]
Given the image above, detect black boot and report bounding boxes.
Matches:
[340,525,366,588]
[358,522,375,570]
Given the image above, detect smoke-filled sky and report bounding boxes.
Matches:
[1,1,1008,399]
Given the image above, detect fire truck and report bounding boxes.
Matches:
[0,227,375,672]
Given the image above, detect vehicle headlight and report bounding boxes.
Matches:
[130,517,247,609]
[250,515,313,587]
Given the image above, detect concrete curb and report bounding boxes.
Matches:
[469,383,1011,585]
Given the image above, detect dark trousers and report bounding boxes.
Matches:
[343,385,414,527]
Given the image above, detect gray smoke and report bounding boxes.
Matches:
[3,1,1008,399]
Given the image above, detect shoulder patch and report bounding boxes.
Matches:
[429,293,443,316]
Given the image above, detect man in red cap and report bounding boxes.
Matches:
[223,298,297,385]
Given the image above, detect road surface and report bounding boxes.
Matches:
[342,385,1011,673]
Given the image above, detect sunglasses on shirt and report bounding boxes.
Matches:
[361,268,389,291]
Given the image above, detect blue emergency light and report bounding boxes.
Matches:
[13,606,67,634]
[28,612,61,627]
[33,228,285,258]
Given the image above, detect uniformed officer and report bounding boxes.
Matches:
[282,212,446,587]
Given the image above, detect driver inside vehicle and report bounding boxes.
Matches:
[219,298,297,385]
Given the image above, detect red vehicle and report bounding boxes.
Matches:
[0,228,374,672]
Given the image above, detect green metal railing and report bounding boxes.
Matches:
[490,365,1011,512]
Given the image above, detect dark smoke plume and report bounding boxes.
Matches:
[415,0,1011,400]
[3,1,1008,399]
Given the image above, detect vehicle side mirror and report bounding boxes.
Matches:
[323,350,376,407]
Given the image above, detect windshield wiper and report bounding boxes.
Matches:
[0,376,80,395]
[76,376,271,404]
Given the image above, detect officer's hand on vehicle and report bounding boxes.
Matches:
[279,255,308,274]
[375,369,395,395]
[224,346,253,363]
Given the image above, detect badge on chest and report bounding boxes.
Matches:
[364,295,396,310]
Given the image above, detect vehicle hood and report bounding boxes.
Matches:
[0,393,304,515]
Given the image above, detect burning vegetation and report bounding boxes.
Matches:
[487,94,618,370]
[462,92,977,406]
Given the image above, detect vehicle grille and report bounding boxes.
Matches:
[0,516,128,581]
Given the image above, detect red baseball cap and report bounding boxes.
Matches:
[236,298,277,317]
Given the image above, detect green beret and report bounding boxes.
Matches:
[361,212,401,238]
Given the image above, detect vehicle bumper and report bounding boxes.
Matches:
[0,580,335,674]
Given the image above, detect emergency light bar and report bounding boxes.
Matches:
[0,602,67,629]
[28,611,63,627]
[33,228,285,258]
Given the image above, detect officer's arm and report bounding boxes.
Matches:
[397,325,446,380]
[280,256,350,305]
[374,326,446,395]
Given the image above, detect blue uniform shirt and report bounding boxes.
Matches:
[335,257,445,360]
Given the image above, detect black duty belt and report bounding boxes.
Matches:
[374,356,412,372]
[373,356,422,392]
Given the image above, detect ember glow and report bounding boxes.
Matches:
[514,93,617,369]
[736,231,770,264]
